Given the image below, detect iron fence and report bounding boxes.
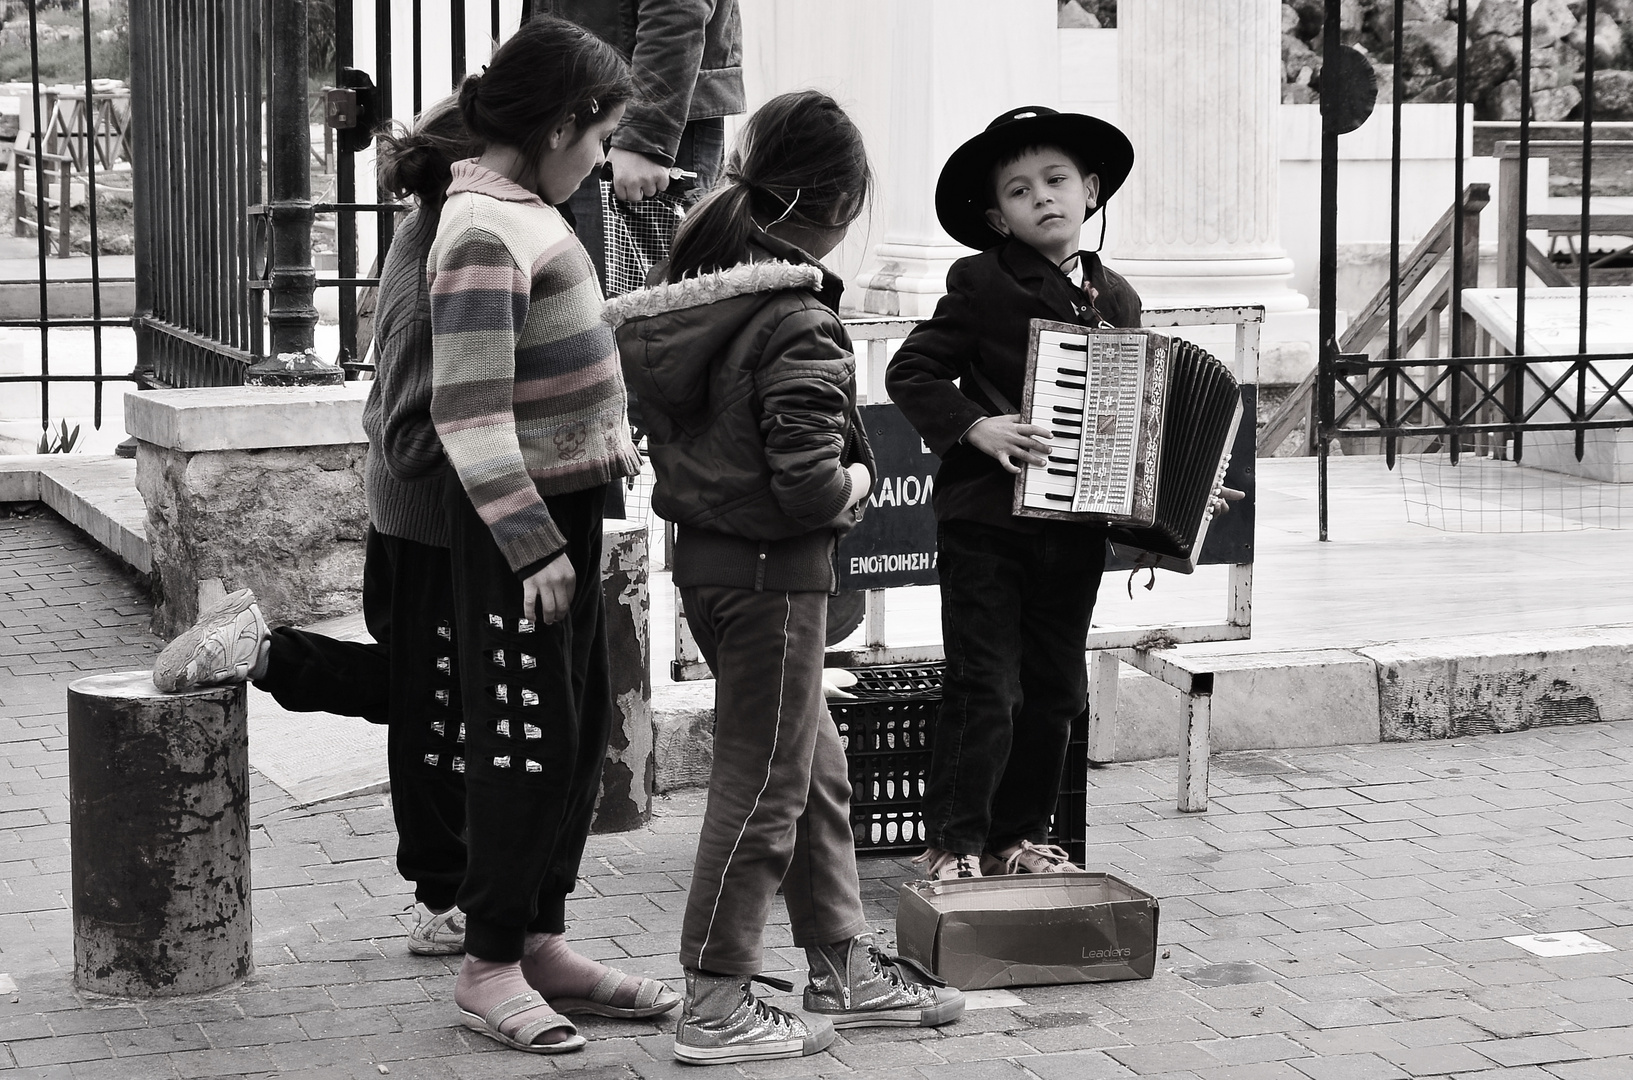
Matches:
[1306,0,1633,538]
[0,2,139,440]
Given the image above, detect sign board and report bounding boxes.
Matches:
[837,404,940,590]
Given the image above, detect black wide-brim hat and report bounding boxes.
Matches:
[935,105,1134,251]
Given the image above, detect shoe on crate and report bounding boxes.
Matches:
[408,903,466,956]
[151,588,269,693]
[911,847,982,882]
[804,934,963,1029]
[982,839,1079,876]
[672,969,833,1064]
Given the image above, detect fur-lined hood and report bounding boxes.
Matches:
[609,243,847,429]
[602,260,826,329]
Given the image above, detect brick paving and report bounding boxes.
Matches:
[3,507,1633,1079]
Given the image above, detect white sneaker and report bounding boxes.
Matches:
[151,588,268,693]
[983,840,1079,876]
[408,903,466,956]
[911,848,983,882]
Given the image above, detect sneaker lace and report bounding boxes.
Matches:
[912,849,979,879]
[745,974,797,1029]
[866,944,947,991]
[1003,840,1074,874]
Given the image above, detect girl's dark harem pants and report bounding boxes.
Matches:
[444,475,613,962]
[254,526,467,911]
[678,585,869,976]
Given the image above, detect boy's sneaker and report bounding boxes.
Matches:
[408,903,466,956]
[982,840,1079,876]
[152,588,269,693]
[673,970,833,1064]
[911,847,982,881]
[804,934,964,1029]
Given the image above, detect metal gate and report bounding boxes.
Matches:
[1,2,138,445]
[1265,0,1633,537]
[0,1,565,454]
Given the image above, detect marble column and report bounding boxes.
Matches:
[1111,0,1316,377]
[856,0,1060,317]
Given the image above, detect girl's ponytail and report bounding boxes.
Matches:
[375,95,477,208]
[663,91,873,282]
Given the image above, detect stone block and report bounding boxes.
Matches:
[652,678,716,793]
[594,520,654,832]
[124,383,370,453]
[1106,649,1382,760]
[135,441,368,637]
[1360,627,1633,741]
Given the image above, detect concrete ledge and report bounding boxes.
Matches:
[1360,627,1633,740]
[1108,648,1382,761]
[125,383,371,452]
[0,454,149,574]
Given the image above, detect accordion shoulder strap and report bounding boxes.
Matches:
[964,363,1018,417]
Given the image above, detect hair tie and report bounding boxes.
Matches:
[767,188,802,227]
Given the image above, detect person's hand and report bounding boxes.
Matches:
[1210,486,1246,516]
[522,556,577,626]
[843,462,872,509]
[608,147,672,203]
[965,415,1051,474]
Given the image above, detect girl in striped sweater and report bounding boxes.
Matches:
[428,17,672,1053]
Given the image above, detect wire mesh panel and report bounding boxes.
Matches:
[130,0,265,388]
[1399,454,1633,532]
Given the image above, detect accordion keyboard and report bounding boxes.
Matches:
[1018,328,1148,518]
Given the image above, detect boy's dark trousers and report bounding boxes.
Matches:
[678,586,870,975]
[923,519,1106,857]
[253,527,467,911]
[444,476,614,962]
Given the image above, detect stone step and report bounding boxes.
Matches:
[0,453,147,573]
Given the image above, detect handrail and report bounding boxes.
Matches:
[1258,183,1491,456]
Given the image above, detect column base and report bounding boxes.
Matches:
[855,241,970,318]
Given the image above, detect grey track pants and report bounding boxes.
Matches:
[678,585,869,975]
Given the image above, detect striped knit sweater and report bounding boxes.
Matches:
[429,160,639,574]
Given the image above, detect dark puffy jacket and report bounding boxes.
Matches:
[606,236,875,592]
[539,0,744,165]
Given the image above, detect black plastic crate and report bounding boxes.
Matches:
[833,663,1089,864]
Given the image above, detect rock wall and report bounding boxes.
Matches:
[1282,0,1633,120]
[135,442,369,637]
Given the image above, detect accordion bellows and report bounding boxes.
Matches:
[1014,320,1243,573]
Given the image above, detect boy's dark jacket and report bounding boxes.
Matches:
[886,238,1142,532]
[605,233,875,592]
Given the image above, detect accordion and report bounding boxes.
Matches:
[1013,320,1243,573]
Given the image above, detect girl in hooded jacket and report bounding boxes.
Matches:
[605,90,964,1066]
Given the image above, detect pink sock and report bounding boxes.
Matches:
[455,957,575,1045]
[520,932,641,1008]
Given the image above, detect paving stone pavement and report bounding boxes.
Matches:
[4,506,1633,1079]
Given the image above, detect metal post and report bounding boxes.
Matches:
[1317,0,1341,541]
[251,0,341,385]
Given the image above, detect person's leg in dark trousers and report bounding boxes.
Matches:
[922,521,1031,857]
[986,523,1105,851]
[374,531,468,912]
[252,528,394,721]
[446,477,613,961]
[678,586,867,976]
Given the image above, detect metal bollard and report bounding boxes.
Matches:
[67,672,252,996]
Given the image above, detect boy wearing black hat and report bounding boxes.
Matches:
[886,106,1141,882]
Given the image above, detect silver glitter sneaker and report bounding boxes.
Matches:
[407,903,466,956]
[804,935,964,1029]
[672,970,834,1065]
[152,588,268,693]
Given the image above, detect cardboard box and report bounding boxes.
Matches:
[896,872,1159,990]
